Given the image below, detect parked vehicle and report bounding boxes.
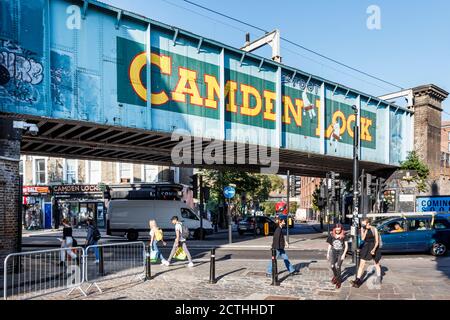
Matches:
[367,214,450,256]
[238,216,277,236]
[106,200,213,241]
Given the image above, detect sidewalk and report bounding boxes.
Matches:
[31,255,450,300]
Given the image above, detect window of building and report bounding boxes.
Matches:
[143,165,158,182]
[64,159,77,183]
[19,160,23,176]
[448,131,450,141]
[118,163,132,183]
[448,142,450,152]
[35,159,46,185]
[87,161,101,184]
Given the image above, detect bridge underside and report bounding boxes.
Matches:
[2,113,397,178]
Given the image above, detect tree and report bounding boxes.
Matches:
[201,169,285,216]
[400,151,430,192]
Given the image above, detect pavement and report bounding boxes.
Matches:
[10,221,450,300]
[21,255,450,300]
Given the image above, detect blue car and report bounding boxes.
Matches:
[372,214,450,256]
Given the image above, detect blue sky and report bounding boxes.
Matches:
[104,0,450,119]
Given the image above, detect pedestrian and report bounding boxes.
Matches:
[59,219,78,266]
[326,223,348,289]
[166,216,194,267]
[351,218,382,288]
[266,218,296,277]
[85,217,101,263]
[149,219,169,265]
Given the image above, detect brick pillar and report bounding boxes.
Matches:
[412,84,449,181]
[0,118,21,273]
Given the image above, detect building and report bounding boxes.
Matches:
[299,176,322,220]
[19,156,191,230]
[440,120,450,194]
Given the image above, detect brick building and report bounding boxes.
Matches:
[298,176,322,220]
[440,120,450,194]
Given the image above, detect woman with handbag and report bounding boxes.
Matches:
[149,220,168,265]
[351,218,383,288]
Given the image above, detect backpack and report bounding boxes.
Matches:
[155,228,163,241]
[93,227,101,241]
[181,223,190,240]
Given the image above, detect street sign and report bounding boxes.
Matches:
[223,186,236,199]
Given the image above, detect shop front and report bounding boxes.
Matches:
[22,186,52,230]
[52,185,106,229]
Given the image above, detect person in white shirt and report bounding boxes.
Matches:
[166,216,194,267]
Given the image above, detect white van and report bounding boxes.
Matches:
[106,200,213,241]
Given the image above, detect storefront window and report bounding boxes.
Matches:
[35,159,46,185]
[87,161,101,184]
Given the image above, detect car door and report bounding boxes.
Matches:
[378,219,408,252]
[405,218,433,252]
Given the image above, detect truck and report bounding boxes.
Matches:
[106,199,213,241]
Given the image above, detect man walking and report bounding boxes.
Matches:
[266,218,296,276]
[166,216,194,267]
[85,217,101,263]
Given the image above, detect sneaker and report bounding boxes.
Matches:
[161,260,169,266]
[95,260,100,264]
[187,262,194,267]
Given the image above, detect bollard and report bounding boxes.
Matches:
[354,249,360,279]
[98,246,105,276]
[209,248,216,284]
[271,248,279,286]
[145,245,152,281]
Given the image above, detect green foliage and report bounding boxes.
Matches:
[201,170,285,215]
[400,151,430,192]
[311,187,320,212]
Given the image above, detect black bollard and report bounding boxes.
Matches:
[145,245,152,281]
[98,247,105,276]
[354,249,360,279]
[209,248,216,284]
[271,249,279,286]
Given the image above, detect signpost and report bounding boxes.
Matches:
[224,186,236,244]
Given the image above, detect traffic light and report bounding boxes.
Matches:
[290,176,301,197]
[331,172,340,199]
[189,174,198,199]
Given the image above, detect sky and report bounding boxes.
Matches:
[104,0,450,119]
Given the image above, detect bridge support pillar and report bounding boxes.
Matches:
[412,85,448,189]
[0,118,21,273]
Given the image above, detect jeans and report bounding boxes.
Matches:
[267,249,295,274]
[87,240,100,261]
[151,241,166,261]
[167,241,192,263]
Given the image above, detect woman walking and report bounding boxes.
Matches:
[60,219,78,266]
[351,218,382,288]
[326,223,348,289]
[149,220,169,265]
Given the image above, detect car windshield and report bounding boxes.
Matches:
[372,218,393,228]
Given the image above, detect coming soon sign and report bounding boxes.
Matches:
[416,196,450,213]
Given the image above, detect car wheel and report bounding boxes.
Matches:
[126,229,139,241]
[256,227,262,235]
[431,242,447,256]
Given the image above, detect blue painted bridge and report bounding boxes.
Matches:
[0,0,414,176]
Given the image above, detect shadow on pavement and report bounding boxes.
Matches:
[216,268,246,282]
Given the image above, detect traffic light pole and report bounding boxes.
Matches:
[325,173,330,236]
[199,175,204,240]
[351,105,360,274]
[286,170,290,244]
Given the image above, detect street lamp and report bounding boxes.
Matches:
[351,105,361,276]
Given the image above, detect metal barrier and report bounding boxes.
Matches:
[84,242,146,294]
[3,247,85,300]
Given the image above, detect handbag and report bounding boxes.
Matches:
[174,246,187,260]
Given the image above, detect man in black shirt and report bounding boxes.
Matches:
[266,218,296,276]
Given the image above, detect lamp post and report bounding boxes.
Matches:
[351,105,361,274]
